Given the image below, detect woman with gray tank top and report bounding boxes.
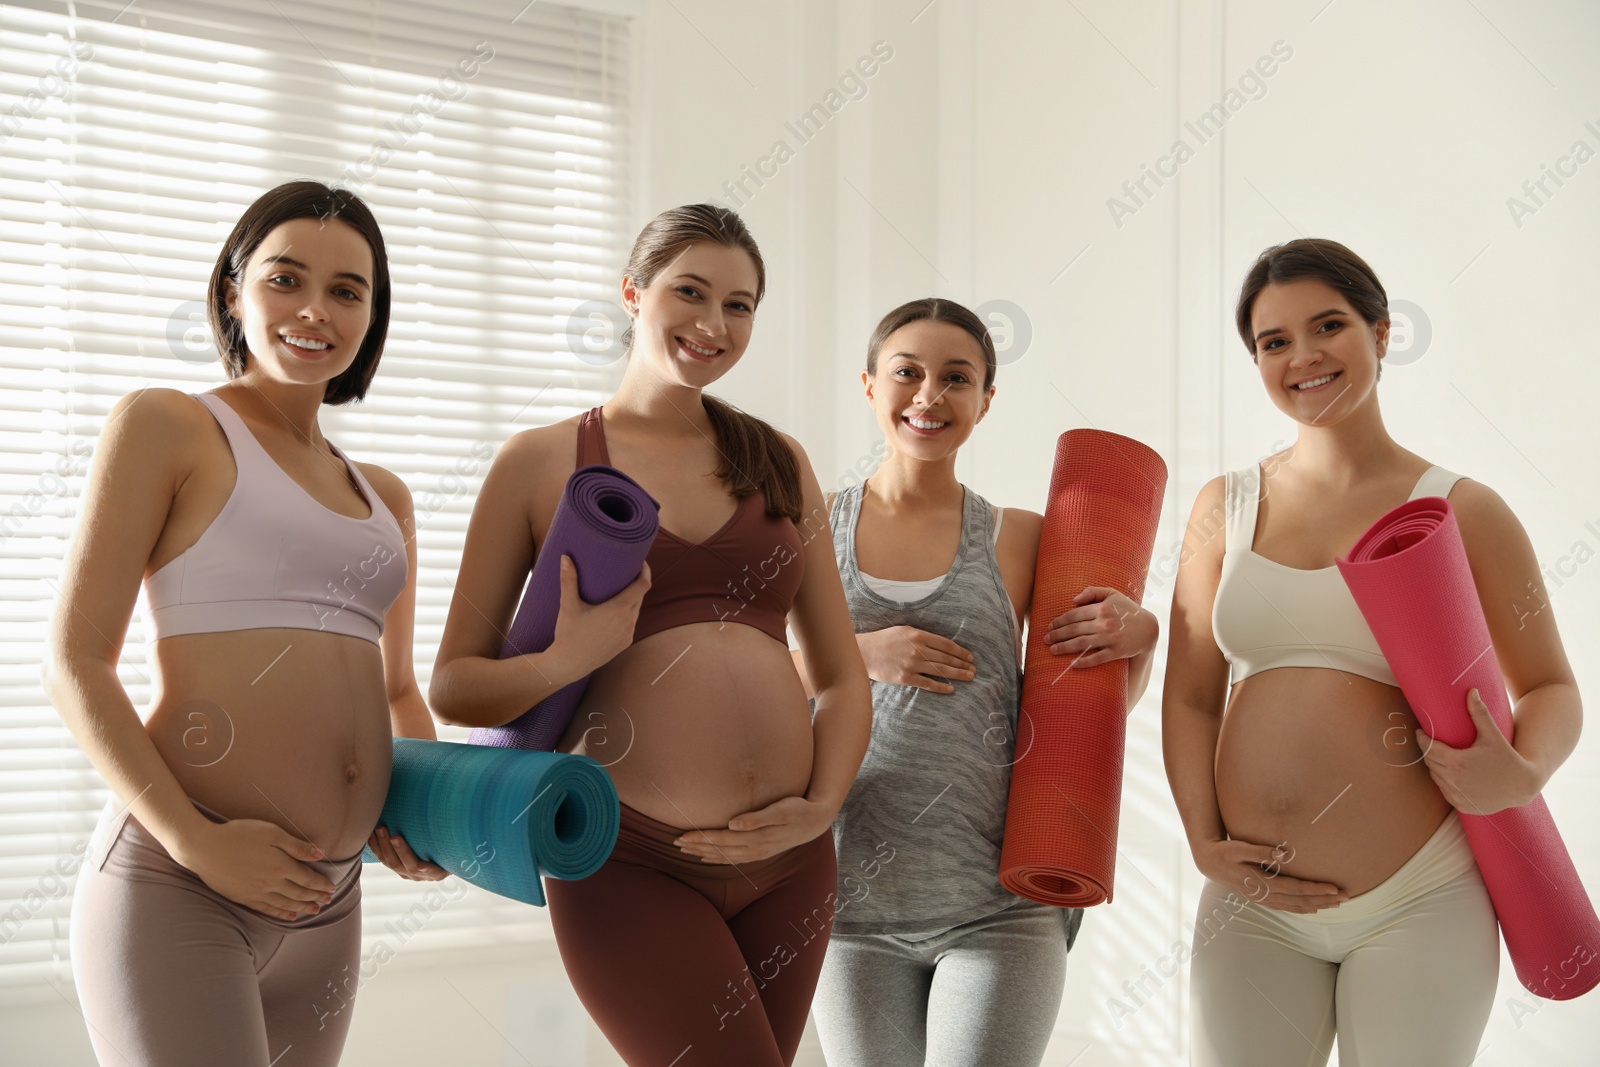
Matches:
[792,298,1160,1066]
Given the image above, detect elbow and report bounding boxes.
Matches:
[426,670,468,728]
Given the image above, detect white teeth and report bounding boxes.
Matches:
[1294,373,1336,390]
[680,338,718,357]
[285,335,331,351]
[906,417,946,430]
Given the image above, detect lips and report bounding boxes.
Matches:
[902,415,949,435]
[676,336,722,362]
[281,333,334,357]
[1291,370,1341,392]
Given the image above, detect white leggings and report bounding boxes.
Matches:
[1189,815,1498,1067]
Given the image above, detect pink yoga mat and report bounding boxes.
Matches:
[1337,496,1600,1001]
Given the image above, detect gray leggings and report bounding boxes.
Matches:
[69,799,364,1067]
[811,900,1082,1067]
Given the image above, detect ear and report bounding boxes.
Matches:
[861,369,875,404]
[620,275,641,318]
[224,279,240,319]
[977,385,995,422]
[1374,318,1390,360]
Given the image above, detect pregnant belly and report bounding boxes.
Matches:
[1215,667,1451,896]
[148,630,394,859]
[561,622,815,829]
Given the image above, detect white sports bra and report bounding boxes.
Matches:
[1211,463,1463,686]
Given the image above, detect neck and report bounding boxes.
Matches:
[605,364,713,438]
[1283,400,1401,485]
[223,376,327,445]
[865,447,963,510]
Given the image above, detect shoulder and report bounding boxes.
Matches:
[107,387,210,438]
[353,461,413,520]
[773,429,811,465]
[1444,477,1525,545]
[499,414,581,466]
[996,506,1042,547]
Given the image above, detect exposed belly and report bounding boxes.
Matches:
[1215,667,1451,896]
[146,630,394,860]
[560,622,814,830]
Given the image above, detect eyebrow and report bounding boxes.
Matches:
[888,351,979,370]
[260,253,371,290]
[1253,308,1344,343]
[675,273,756,302]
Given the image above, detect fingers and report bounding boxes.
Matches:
[274,828,326,864]
[920,633,975,662]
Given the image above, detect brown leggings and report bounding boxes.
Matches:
[69,799,363,1067]
[546,802,838,1066]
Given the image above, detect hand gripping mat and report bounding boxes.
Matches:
[998,429,1167,907]
[1337,496,1600,1000]
[469,464,659,751]
[362,738,620,906]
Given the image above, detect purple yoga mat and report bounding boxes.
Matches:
[468,464,658,751]
[1337,496,1600,1001]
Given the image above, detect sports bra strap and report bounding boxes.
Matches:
[1410,465,1463,501]
[1223,466,1262,553]
[576,407,609,467]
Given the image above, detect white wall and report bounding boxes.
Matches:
[6,1,1597,1064]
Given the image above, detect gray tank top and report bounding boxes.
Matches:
[828,482,1028,935]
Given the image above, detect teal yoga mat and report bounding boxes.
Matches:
[362,738,619,906]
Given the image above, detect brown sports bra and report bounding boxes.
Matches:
[576,407,803,644]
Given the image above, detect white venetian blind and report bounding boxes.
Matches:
[0,0,631,995]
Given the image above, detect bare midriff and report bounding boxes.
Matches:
[559,622,814,831]
[146,628,393,861]
[1215,666,1451,897]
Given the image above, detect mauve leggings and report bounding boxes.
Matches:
[69,799,364,1067]
[546,801,839,1066]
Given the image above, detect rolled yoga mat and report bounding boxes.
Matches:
[998,429,1167,908]
[1337,496,1600,1001]
[469,464,659,751]
[363,738,620,906]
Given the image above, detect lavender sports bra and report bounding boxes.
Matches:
[142,393,407,645]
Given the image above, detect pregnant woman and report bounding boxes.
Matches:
[47,181,443,1067]
[429,204,871,1066]
[1163,238,1582,1066]
[801,297,1159,1067]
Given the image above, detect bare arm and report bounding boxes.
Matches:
[1416,481,1582,812]
[366,465,435,741]
[784,439,873,821]
[1161,477,1344,912]
[428,428,646,728]
[43,390,232,857]
[42,390,334,918]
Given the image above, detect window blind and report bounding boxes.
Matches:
[0,0,631,996]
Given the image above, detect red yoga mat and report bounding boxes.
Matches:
[1337,496,1600,1001]
[998,429,1167,907]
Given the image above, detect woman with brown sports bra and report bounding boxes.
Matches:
[45,182,445,1067]
[1163,238,1582,1066]
[430,204,871,1066]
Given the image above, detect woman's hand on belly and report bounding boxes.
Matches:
[173,818,338,921]
[1192,836,1349,914]
[672,794,835,865]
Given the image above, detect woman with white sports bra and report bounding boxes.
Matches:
[1163,237,1583,1066]
[45,181,445,1067]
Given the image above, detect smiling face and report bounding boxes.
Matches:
[225,216,375,390]
[864,318,994,459]
[1250,278,1388,428]
[621,241,759,389]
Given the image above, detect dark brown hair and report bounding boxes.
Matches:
[1235,238,1389,361]
[866,297,998,391]
[622,204,801,521]
[207,181,390,405]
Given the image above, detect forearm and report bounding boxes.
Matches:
[1127,646,1156,708]
[1163,697,1227,854]
[388,686,437,740]
[790,648,814,699]
[44,656,213,859]
[803,671,872,816]
[428,650,585,729]
[1510,680,1582,788]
